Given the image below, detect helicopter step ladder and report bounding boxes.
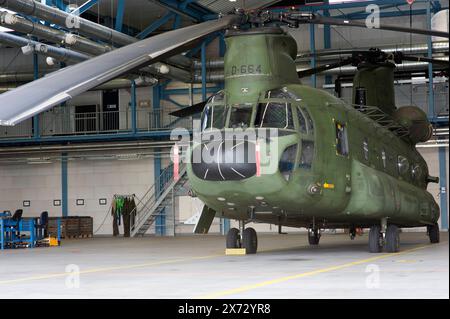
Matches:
[131,163,188,237]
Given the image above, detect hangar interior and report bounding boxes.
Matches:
[0,0,448,299]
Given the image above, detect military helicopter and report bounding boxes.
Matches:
[0,8,448,254]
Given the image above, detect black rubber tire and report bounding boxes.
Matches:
[385,225,400,253]
[428,223,440,244]
[226,228,240,249]
[242,227,258,254]
[308,230,320,245]
[368,225,383,253]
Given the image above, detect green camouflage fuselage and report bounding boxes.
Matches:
[187,28,439,229]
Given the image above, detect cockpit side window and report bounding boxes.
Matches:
[255,102,294,130]
[296,106,307,134]
[303,108,314,134]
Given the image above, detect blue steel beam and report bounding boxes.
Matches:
[115,0,126,32]
[71,0,100,16]
[61,152,68,217]
[52,0,66,11]
[426,1,435,119]
[201,41,207,101]
[32,49,40,139]
[438,147,448,231]
[155,0,216,21]
[309,24,316,88]
[136,12,176,39]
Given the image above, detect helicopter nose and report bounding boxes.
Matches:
[191,140,257,181]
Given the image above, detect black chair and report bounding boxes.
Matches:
[12,209,23,222]
[36,211,49,238]
[6,209,23,243]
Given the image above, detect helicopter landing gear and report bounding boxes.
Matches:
[368,225,383,253]
[225,222,258,254]
[349,227,356,240]
[226,228,240,249]
[308,228,321,245]
[385,225,400,253]
[427,223,440,244]
[369,219,401,253]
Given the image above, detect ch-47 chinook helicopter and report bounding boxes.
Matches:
[0,8,448,254]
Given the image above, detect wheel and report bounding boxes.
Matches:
[427,223,440,244]
[226,228,240,249]
[308,229,320,245]
[242,227,258,254]
[385,225,400,253]
[368,225,383,253]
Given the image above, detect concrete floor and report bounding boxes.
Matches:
[0,231,448,299]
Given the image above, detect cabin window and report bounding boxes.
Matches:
[279,145,297,181]
[363,138,369,161]
[300,140,314,169]
[201,105,227,131]
[411,164,421,180]
[255,102,294,130]
[297,106,307,134]
[397,155,410,176]
[335,122,349,156]
[229,104,253,129]
[381,149,387,169]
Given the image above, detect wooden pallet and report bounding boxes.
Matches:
[48,216,93,239]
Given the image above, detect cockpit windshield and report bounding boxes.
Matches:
[201,91,227,131]
[229,104,253,129]
[255,102,294,129]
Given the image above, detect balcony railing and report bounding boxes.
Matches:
[0,108,193,140]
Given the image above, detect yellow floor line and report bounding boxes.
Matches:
[197,244,437,299]
[0,254,221,285]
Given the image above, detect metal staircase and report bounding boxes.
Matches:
[131,163,188,237]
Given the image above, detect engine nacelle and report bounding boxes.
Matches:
[392,106,433,144]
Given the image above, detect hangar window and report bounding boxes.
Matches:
[300,140,314,169]
[255,102,294,130]
[335,122,349,156]
[397,155,410,176]
[363,138,369,161]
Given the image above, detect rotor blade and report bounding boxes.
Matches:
[297,57,354,77]
[401,55,450,67]
[0,15,240,126]
[170,101,207,118]
[285,13,450,39]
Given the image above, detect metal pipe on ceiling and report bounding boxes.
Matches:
[0,11,110,55]
[0,31,90,64]
[296,42,450,62]
[0,1,197,71]
[0,0,134,46]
